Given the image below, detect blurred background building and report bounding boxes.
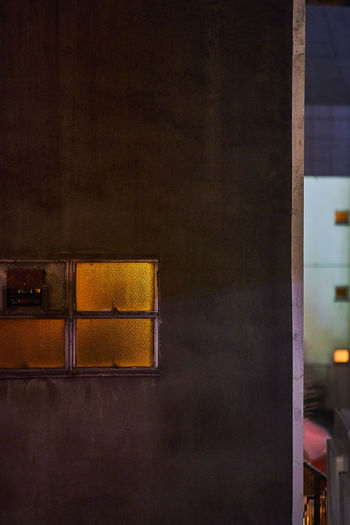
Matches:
[305,5,350,414]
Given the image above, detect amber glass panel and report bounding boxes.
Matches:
[0,319,65,368]
[76,262,156,312]
[76,318,154,367]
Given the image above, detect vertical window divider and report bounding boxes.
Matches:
[154,263,159,368]
[64,261,70,370]
[68,261,75,370]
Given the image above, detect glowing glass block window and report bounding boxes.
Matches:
[76,319,154,367]
[0,259,158,376]
[75,261,158,369]
[76,262,156,312]
[0,319,65,368]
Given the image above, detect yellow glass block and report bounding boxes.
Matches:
[0,319,65,368]
[76,262,156,312]
[76,318,154,367]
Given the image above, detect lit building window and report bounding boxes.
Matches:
[335,286,349,302]
[333,349,349,364]
[335,210,349,225]
[0,260,159,377]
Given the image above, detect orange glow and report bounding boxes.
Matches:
[334,349,349,363]
[76,318,154,367]
[335,210,349,224]
[76,262,156,312]
[0,319,65,368]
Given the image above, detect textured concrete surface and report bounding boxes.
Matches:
[0,1,293,523]
[292,0,304,521]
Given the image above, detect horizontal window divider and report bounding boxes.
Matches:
[72,257,159,263]
[0,369,67,377]
[70,367,161,375]
[0,259,69,263]
[75,311,158,318]
[0,257,158,263]
[0,313,67,319]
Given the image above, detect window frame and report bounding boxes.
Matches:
[0,257,160,379]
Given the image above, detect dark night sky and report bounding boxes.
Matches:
[305,5,350,175]
[306,5,350,105]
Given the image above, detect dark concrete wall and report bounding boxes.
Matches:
[0,1,293,524]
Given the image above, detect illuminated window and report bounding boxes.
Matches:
[0,260,159,377]
[333,349,349,364]
[335,286,349,301]
[335,210,349,225]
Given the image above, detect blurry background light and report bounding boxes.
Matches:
[333,349,349,364]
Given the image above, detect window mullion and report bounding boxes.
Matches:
[68,260,75,371]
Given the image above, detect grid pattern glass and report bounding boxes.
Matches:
[0,259,158,374]
[0,319,65,368]
[76,318,154,367]
[76,262,155,312]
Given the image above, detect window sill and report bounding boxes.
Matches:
[0,368,162,379]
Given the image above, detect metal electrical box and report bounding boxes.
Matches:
[2,268,47,312]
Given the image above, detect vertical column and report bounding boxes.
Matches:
[292,0,305,523]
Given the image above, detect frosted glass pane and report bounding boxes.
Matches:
[45,263,67,311]
[76,319,154,367]
[0,319,65,368]
[76,262,155,312]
